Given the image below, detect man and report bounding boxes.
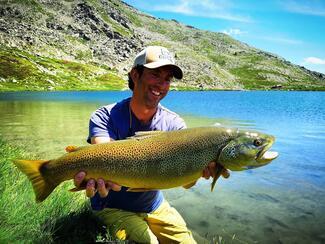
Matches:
[74,46,229,243]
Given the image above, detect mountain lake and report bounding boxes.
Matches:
[0,91,324,243]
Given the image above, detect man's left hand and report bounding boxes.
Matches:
[202,161,230,179]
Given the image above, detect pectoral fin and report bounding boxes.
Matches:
[183,181,197,189]
[211,165,224,192]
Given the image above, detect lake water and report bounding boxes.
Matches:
[0,91,324,243]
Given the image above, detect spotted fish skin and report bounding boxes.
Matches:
[13,127,277,202]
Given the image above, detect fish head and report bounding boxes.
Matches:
[218,130,278,171]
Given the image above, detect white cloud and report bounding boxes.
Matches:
[304,57,325,64]
[222,28,247,36]
[281,0,325,16]
[149,0,252,23]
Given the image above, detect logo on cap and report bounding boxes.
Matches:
[158,48,174,63]
[133,46,183,79]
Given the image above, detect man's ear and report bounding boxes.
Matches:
[130,68,140,82]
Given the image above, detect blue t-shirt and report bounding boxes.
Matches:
[87,97,186,213]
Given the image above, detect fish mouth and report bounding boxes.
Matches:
[258,151,279,163]
[245,139,278,170]
[256,143,278,164]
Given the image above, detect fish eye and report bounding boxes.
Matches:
[253,139,262,147]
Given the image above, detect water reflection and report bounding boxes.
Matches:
[0,101,97,158]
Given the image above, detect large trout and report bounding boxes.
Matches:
[14,127,278,202]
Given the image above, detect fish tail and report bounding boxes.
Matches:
[13,159,56,202]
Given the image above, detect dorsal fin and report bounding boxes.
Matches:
[127,131,164,140]
[65,145,79,153]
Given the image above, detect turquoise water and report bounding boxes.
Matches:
[0,91,324,243]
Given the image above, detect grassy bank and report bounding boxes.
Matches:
[0,138,113,243]
[1,45,324,92]
[0,46,126,91]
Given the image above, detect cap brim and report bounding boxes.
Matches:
[144,61,183,79]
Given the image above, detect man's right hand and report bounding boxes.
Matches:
[74,171,121,198]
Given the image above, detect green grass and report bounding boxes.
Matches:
[0,47,126,91]
[109,0,144,27]
[230,65,325,90]
[9,0,45,14]
[230,66,278,89]
[0,51,38,80]
[207,54,228,66]
[0,138,115,243]
[121,8,143,27]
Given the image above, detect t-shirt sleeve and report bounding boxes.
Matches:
[87,106,118,143]
[170,115,187,130]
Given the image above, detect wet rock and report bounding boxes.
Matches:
[198,220,209,228]
[271,84,283,89]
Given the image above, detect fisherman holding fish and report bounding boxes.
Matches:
[74,46,229,244]
[14,46,278,243]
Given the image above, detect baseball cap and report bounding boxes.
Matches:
[133,46,183,79]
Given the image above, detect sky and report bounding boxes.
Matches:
[123,0,325,74]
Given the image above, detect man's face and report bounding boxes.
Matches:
[133,66,174,109]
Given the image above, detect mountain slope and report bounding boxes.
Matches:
[0,0,324,91]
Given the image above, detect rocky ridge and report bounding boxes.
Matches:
[0,0,324,91]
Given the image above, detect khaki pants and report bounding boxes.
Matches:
[94,200,196,244]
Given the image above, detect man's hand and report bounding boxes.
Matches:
[74,136,121,198]
[74,171,121,198]
[202,161,230,180]
[202,161,230,191]
[183,162,230,190]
